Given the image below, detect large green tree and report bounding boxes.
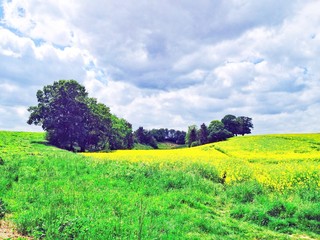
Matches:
[221,114,239,136]
[27,80,132,152]
[134,127,158,149]
[185,125,198,147]
[198,123,209,145]
[236,116,253,135]
[208,120,233,142]
[110,116,134,150]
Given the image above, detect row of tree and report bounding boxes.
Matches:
[28,80,133,152]
[133,127,186,148]
[185,115,253,147]
[28,80,253,151]
[28,80,188,151]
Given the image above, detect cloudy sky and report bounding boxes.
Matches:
[0,0,320,134]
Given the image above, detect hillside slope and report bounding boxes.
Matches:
[0,131,319,239]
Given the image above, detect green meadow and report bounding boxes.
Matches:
[0,131,319,239]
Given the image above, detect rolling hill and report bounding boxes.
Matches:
[0,131,319,239]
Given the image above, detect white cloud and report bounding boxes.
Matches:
[0,0,320,134]
[1,0,78,45]
[0,105,40,131]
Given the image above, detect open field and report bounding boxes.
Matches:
[85,134,320,191]
[0,131,319,239]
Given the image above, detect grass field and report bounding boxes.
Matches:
[85,134,320,191]
[0,131,319,239]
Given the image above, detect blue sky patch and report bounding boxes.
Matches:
[0,4,4,19]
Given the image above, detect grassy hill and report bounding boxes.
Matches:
[0,131,319,239]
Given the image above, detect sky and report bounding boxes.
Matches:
[0,0,320,134]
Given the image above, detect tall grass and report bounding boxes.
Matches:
[0,131,319,239]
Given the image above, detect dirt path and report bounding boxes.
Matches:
[0,220,31,240]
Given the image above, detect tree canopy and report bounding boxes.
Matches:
[185,114,253,147]
[149,128,186,145]
[199,123,209,145]
[185,125,198,147]
[27,80,133,152]
[221,114,254,136]
[221,114,239,135]
[27,80,253,151]
[237,116,253,135]
[134,127,158,149]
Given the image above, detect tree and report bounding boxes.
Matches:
[186,125,198,147]
[175,130,186,144]
[149,128,186,144]
[134,127,146,144]
[150,128,167,142]
[208,120,233,142]
[134,127,158,149]
[237,116,253,135]
[27,80,130,152]
[109,115,134,150]
[221,114,239,136]
[198,123,208,145]
[81,98,112,151]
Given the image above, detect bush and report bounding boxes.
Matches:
[0,157,4,165]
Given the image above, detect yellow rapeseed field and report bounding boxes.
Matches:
[83,134,320,192]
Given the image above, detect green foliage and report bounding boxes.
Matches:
[227,181,264,203]
[221,114,253,136]
[149,128,186,144]
[198,123,209,145]
[0,131,319,239]
[297,203,320,222]
[27,80,133,152]
[185,114,253,148]
[134,127,158,149]
[208,120,233,142]
[237,116,253,135]
[133,143,154,150]
[110,115,134,150]
[266,201,296,218]
[0,198,7,219]
[190,141,201,147]
[186,125,198,147]
[157,142,185,149]
[221,114,239,135]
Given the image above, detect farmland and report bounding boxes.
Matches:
[0,131,320,239]
[85,134,320,191]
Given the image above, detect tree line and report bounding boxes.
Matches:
[133,127,186,148]
[185,115,253,147]
[28,80,253,152]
